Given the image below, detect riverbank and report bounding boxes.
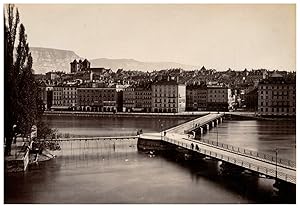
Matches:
[43,110,208,119]
[43,110,295,121]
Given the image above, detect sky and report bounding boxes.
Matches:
[14,4,296,71]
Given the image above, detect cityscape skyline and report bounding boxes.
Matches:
[15,4,296,71]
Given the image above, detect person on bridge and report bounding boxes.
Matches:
[191,143,194,149]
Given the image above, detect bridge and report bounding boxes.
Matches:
[140,113,296,185]
[39,112,296,185]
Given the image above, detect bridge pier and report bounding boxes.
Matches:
[206,124,210,131]
[216,119,219,125]
[212,121,215,128]
[200,127,203,136]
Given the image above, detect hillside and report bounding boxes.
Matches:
[30,47,199,74]
[30,47,81,74]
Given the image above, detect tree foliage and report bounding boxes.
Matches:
[4,4,44,155]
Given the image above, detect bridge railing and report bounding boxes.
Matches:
[183,114,224,134]
[197,138,296,169]
[163,137,296,184]
[169,113,224,134]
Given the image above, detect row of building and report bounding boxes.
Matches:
[39,72,295,116]
[39,76,234,113]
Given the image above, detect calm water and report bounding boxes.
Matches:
[4,116,296,203]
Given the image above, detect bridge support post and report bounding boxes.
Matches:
[200,127,203,136]
[206,124,210,131]
[216,119,219,125]
[212,121,214,128]
[220,117,223,123]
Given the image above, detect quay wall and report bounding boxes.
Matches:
[43,111,206,119]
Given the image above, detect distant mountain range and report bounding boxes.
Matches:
[30,47,199,74]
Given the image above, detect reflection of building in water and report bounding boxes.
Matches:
[258,72,296,116]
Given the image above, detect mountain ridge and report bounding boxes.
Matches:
[29,47,199,74]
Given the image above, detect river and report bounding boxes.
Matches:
[4,115,296,203]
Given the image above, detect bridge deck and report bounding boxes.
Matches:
[161,132,296,184]
[166,113,224,134]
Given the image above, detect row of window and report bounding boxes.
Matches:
[259,107,296,113]
[154,94,177,97]
[187,96,207,99]
[208,99,227,102]
[260,91,290,95]
[154,98,176,103]
[260,101,293,107]
[78,98,115,102]
[209,94,226,97]
[259,85,294,90]
[154,103,177,108]
[260,95,294,100]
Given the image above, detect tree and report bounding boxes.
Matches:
[4,4,43,155]
[4,4,20,156]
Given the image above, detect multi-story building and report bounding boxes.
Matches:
[258,73,296,116]
[152,78,186,113]
[206,82,232,112]
[123,87,135,112]
[244,87,258,111]
[77,87,117,112]
[186,83,207,111]
[52,86,63,106]
[135,84,152,112]
[62,86,77,110]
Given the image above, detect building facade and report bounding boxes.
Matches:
[206,83,231,112]
[52,86,66,110]
[186,84,207,111]
[123,87,135,112]
[244,88,258,111]
[151,79,186,113]
[135,85,152,112]
[77,87,117,112]
[62,86,77,110]
[258,73,296,116]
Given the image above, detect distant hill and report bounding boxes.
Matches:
[30,47,82,74]
[29,47,199,74]
[90,58,198,72]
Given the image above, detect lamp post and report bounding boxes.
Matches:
[161,123,164,140]
[216,122,219,146]
[275,148,278,180]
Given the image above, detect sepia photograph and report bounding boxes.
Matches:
[3,1,297,204]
